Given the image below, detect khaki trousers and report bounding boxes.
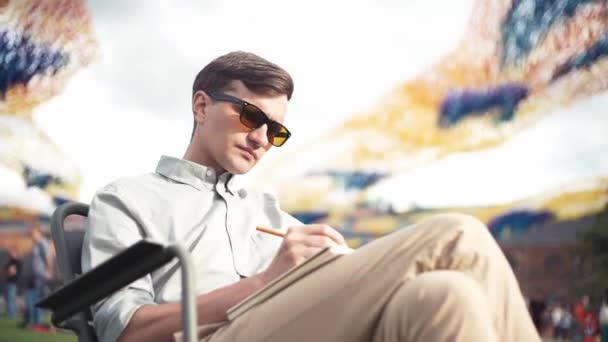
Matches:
[194,213,540,342]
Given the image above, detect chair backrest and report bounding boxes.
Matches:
[50,201,98,342]
[51,202,89,282]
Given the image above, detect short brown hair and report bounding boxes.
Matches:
[190,51,294,139]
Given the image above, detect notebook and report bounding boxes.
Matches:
[227,245,352,321]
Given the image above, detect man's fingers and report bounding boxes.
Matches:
[283,232,336,249]
[301,235,338,249]
[279,243,324,265]
[287,224,346,245]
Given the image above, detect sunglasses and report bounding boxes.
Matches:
[208,92,291,147]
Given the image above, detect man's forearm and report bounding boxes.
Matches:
[118,272,271,342]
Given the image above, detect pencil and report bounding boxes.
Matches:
[256,226,285,238]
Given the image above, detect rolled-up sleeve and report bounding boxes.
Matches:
[81,184,156,342]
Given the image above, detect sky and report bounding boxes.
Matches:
[7,0,607,213]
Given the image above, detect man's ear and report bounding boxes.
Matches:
[192,90,209,125]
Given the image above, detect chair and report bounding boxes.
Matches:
[38,201,198,342]
[46,202,97,342]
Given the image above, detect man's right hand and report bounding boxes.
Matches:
[261,224,348,282]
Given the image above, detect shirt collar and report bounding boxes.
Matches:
[155,155,242,194]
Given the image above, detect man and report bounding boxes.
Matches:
[23,226,51,329]
[3,247,20,319]
[82,51,540,342]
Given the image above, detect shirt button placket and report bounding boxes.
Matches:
[216,179,240,275]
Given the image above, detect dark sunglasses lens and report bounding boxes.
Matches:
[241,105,266,129]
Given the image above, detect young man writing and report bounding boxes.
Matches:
[82,51,541,342]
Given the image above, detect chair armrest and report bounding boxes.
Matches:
[38,240,197,342]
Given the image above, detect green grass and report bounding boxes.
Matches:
[0,316,76,342]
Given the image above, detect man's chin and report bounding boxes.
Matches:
[227,160,255,175]
[230,168,250,175]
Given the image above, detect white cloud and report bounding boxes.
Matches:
[366,93,608,208]
[0,165,54,214]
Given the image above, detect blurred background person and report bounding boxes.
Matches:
[21,226,51,330]
[529,298,547,336]
[551,302,565,340]
[575,294,592,340]
[557,303,574,341]
[600,288,608,342]
[582,312,599,342]
[2,247,21,319]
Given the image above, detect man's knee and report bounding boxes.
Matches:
[429,212,487,232]
[389,213,507,275]
[406,212,492,242]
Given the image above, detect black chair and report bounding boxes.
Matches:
[38,201,198,342]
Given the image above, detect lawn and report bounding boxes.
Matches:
[0,317,76,342]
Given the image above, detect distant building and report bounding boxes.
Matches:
[499,215,598,302]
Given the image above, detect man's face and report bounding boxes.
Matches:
[192,80,288,174]
[30,228,40,241]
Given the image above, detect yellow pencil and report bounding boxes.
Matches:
[256,226,285,238]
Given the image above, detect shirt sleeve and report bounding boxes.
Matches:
[81,184,156,342]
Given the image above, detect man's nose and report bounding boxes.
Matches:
[247,124,270,147]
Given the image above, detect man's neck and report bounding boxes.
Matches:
[183,143,225,175]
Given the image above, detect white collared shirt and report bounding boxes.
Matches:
[82,155,300,342]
